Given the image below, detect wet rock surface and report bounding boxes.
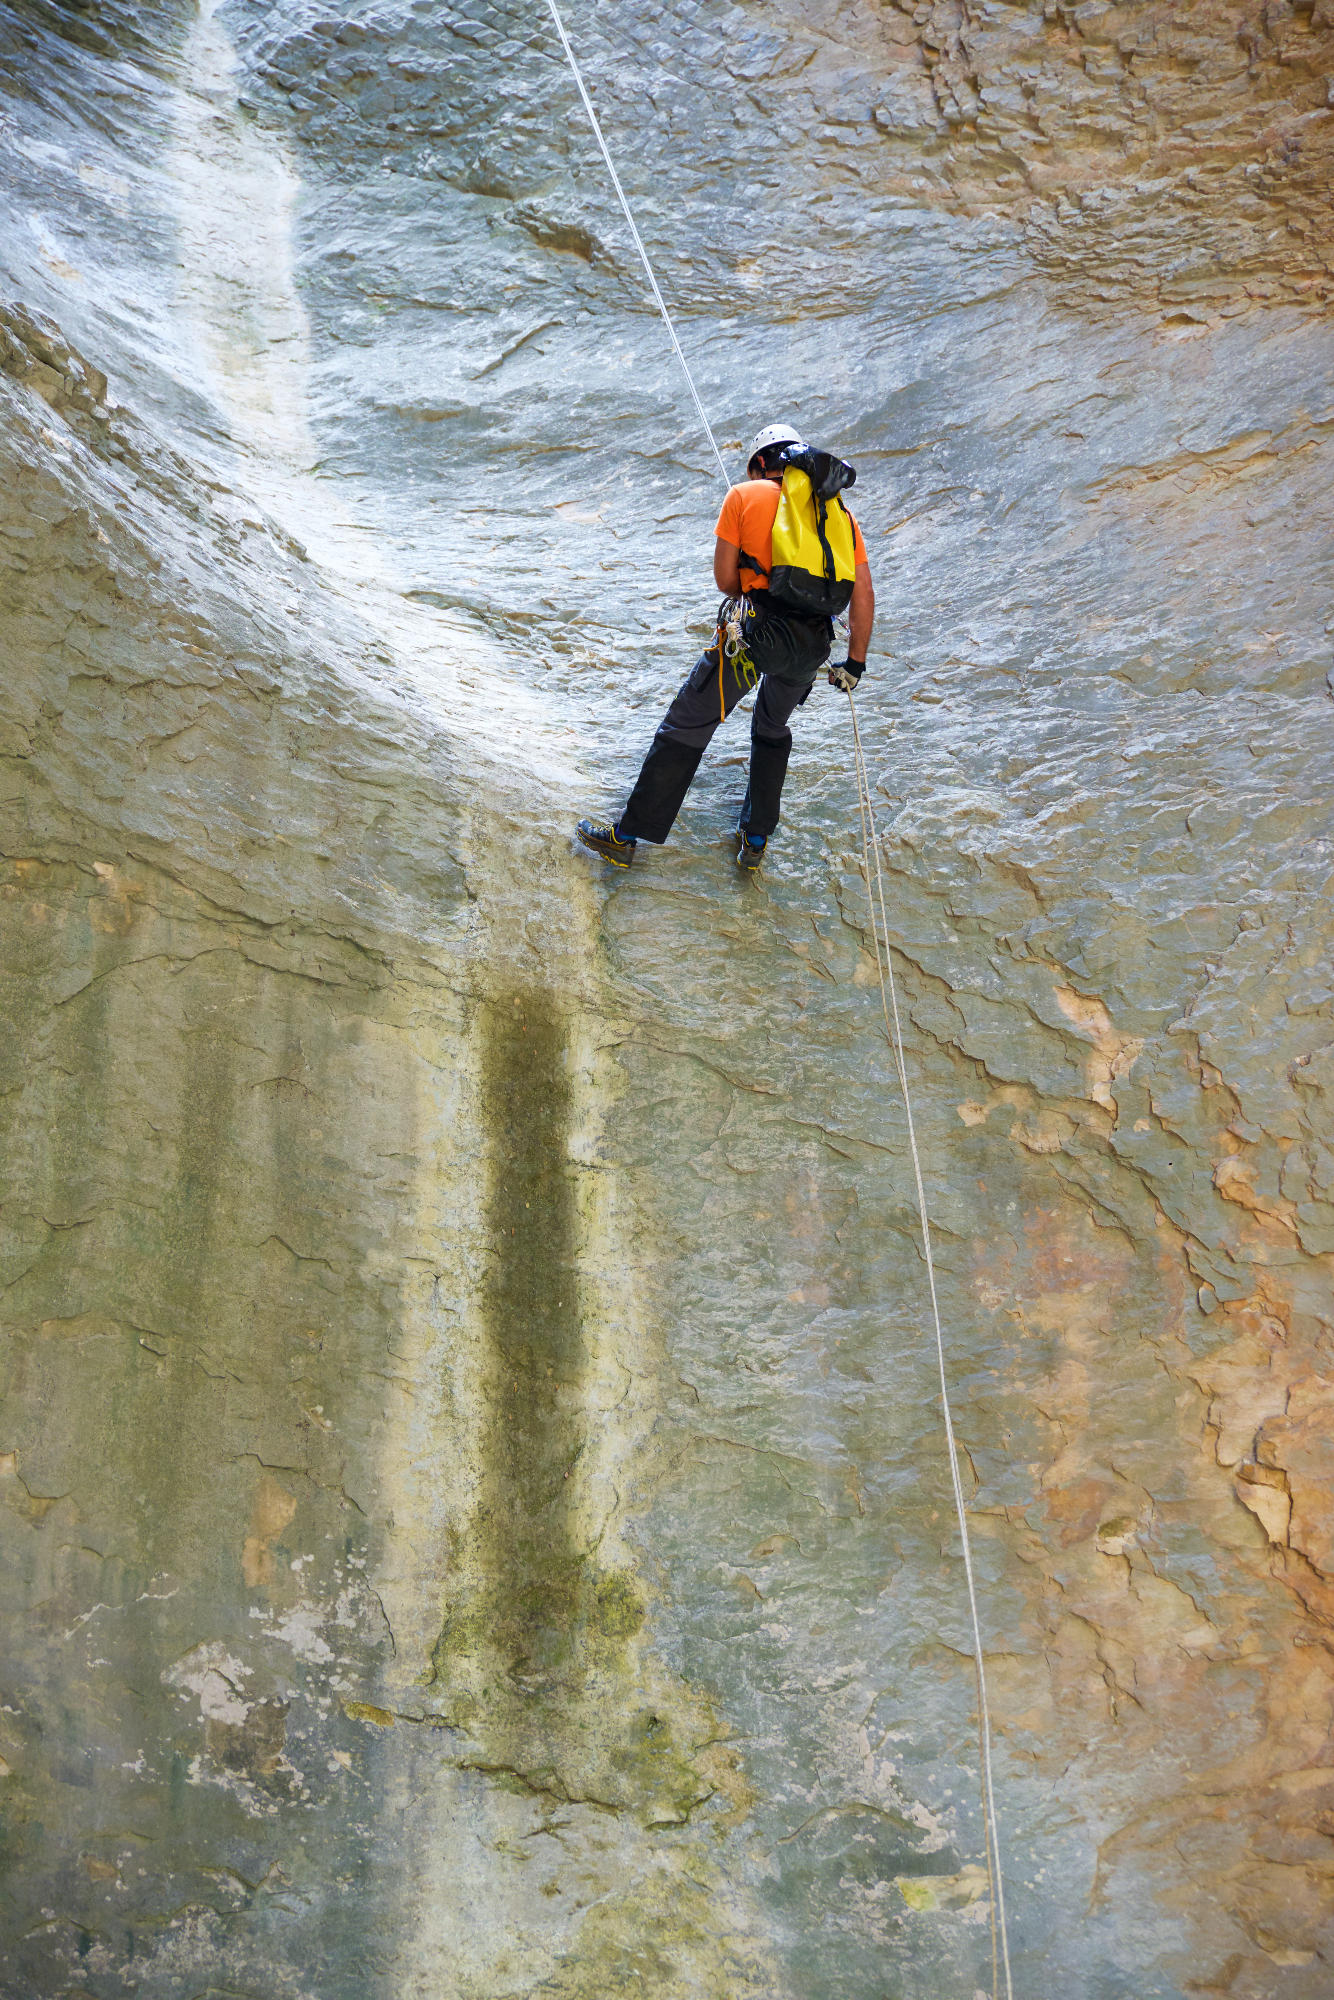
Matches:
[1,0,1332,1995]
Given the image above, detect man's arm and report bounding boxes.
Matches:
[714,537,742,595]
[848,562,875,662]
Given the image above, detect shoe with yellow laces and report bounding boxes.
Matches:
[577,818,636,867]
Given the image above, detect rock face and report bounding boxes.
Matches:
[1,1,1332,1995]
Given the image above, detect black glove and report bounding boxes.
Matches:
[828,658,865,692]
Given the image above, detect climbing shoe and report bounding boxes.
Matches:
[736,832,767,873]
[577,818,636,867]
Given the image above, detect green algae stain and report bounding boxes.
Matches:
[595,1572,645,1640]
[528,1855,779,1999]
[449,986,586,1689]
[428,987,705,1820]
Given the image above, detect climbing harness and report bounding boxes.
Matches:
[544,5,1014,1993]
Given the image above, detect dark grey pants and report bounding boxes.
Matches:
[619,606,829,845]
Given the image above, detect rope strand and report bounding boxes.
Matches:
[544,0,731,488]
[846,691,1014,2000]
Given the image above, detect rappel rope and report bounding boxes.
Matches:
[544,0,730,488]
[847,697,1013,2000]
[545,8,1013,1995]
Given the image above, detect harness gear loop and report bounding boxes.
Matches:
[722,592,749,659]
[714,597,758,720]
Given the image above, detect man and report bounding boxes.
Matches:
[576,422,875,872]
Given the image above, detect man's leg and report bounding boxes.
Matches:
[617,642,757,845]
[738,675,811,840]
[616,739,704,846]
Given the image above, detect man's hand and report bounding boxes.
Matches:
[828,659,865,693]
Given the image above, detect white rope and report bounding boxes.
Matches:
[543,0,731,489]
[845,691,1014,2000]
[542,7,1014,1987]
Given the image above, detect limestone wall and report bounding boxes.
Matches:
[1,2,1332,1995]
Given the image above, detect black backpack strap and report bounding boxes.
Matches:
[813,498,836,584]
[738,548,769,578]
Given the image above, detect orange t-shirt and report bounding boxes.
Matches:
[715,479,867,591]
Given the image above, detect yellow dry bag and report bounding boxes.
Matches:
[768,451,858,619]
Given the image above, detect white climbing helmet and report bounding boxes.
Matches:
[747,422,804,470]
